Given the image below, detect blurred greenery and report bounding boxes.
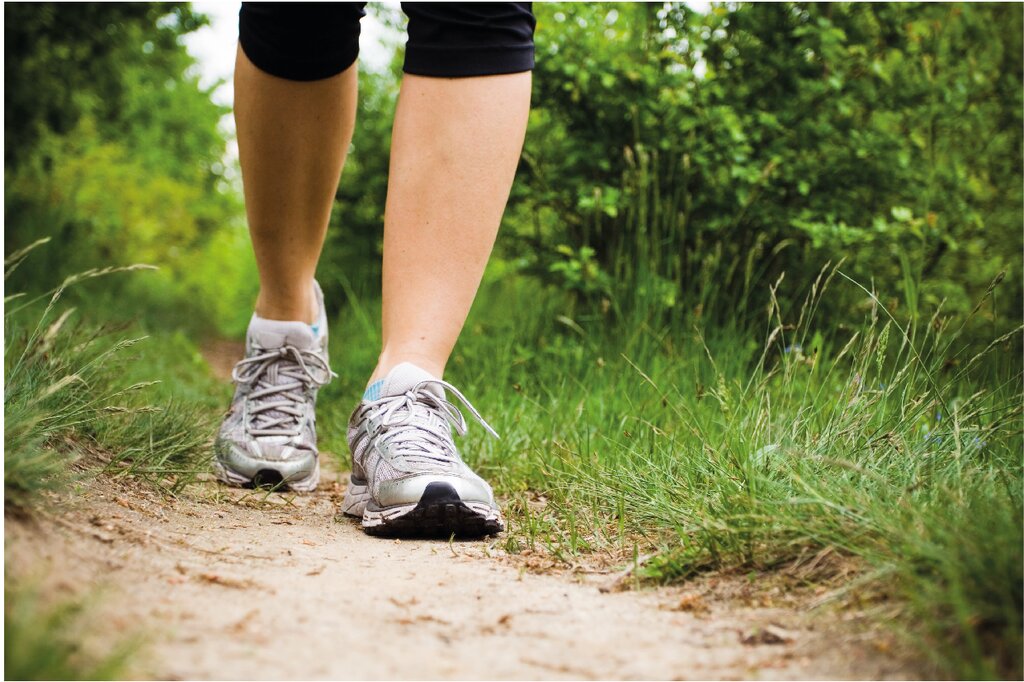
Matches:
[5,2,255,336]
[326,3,1023,337]
[4,2,1022,679]
[6,3,1020,336]
[5,580,136,681]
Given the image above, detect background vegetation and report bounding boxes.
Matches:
[5,3,1022,679]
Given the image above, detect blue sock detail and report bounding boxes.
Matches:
[310,322,321,337]
[363,380,384,401]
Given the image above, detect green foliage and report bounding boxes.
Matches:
[319,59,400,311]
[547,244,613,300]
[6,4,209,166]
[5,3,250,336]
[515,3,1022,330]
[317,2,1023,334]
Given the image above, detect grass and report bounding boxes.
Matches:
[4,240,1021,679]
[320,264,1022,679]
[4,242,218,509]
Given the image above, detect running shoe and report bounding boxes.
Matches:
[213,281,333,492]
[341,362,503,536]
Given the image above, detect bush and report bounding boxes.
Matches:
[511,3,1022,331]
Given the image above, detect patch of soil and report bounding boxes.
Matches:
[6,460,922,680]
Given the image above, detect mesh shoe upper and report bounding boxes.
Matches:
[347,363,499,507]
[216,284,333,467]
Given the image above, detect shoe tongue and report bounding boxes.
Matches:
[248,315,318,351]
[369,362,444,400]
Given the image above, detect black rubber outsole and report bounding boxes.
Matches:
[364,482,503,539]
[250,469,285,489]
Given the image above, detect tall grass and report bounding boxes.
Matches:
[479,139,1022,677]
[4,239,213,507]
[321,257,1022,678]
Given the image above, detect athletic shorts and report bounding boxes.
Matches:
[239,2,536,81]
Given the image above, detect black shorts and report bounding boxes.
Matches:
[239,2,536,81]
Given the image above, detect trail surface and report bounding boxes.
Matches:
[4,343,920,680]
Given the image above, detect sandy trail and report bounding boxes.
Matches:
[3,343,919,680]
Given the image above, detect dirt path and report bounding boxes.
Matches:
[4,343,920,680]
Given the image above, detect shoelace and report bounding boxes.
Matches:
[363,380,499,466]
[232,345,334,437]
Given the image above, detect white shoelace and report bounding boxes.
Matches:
[232,345,334,437]
[363,381,499,466]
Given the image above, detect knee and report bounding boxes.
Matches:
[239,2,365,81]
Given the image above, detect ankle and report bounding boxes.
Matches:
[370,351,446,385]
[255,284,318,324]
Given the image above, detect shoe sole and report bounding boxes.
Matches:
[342,479,503,538]
[212,457,320,493]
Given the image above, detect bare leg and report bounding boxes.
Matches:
[234,45,357,323]
[372,72,532,381]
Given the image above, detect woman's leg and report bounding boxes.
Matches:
[371,70,532,381]
[215,4,364,493]
[234,46,357,323]
[342,3,534,534]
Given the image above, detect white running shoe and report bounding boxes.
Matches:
[213,282,333,492]
[342,363,504,536]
